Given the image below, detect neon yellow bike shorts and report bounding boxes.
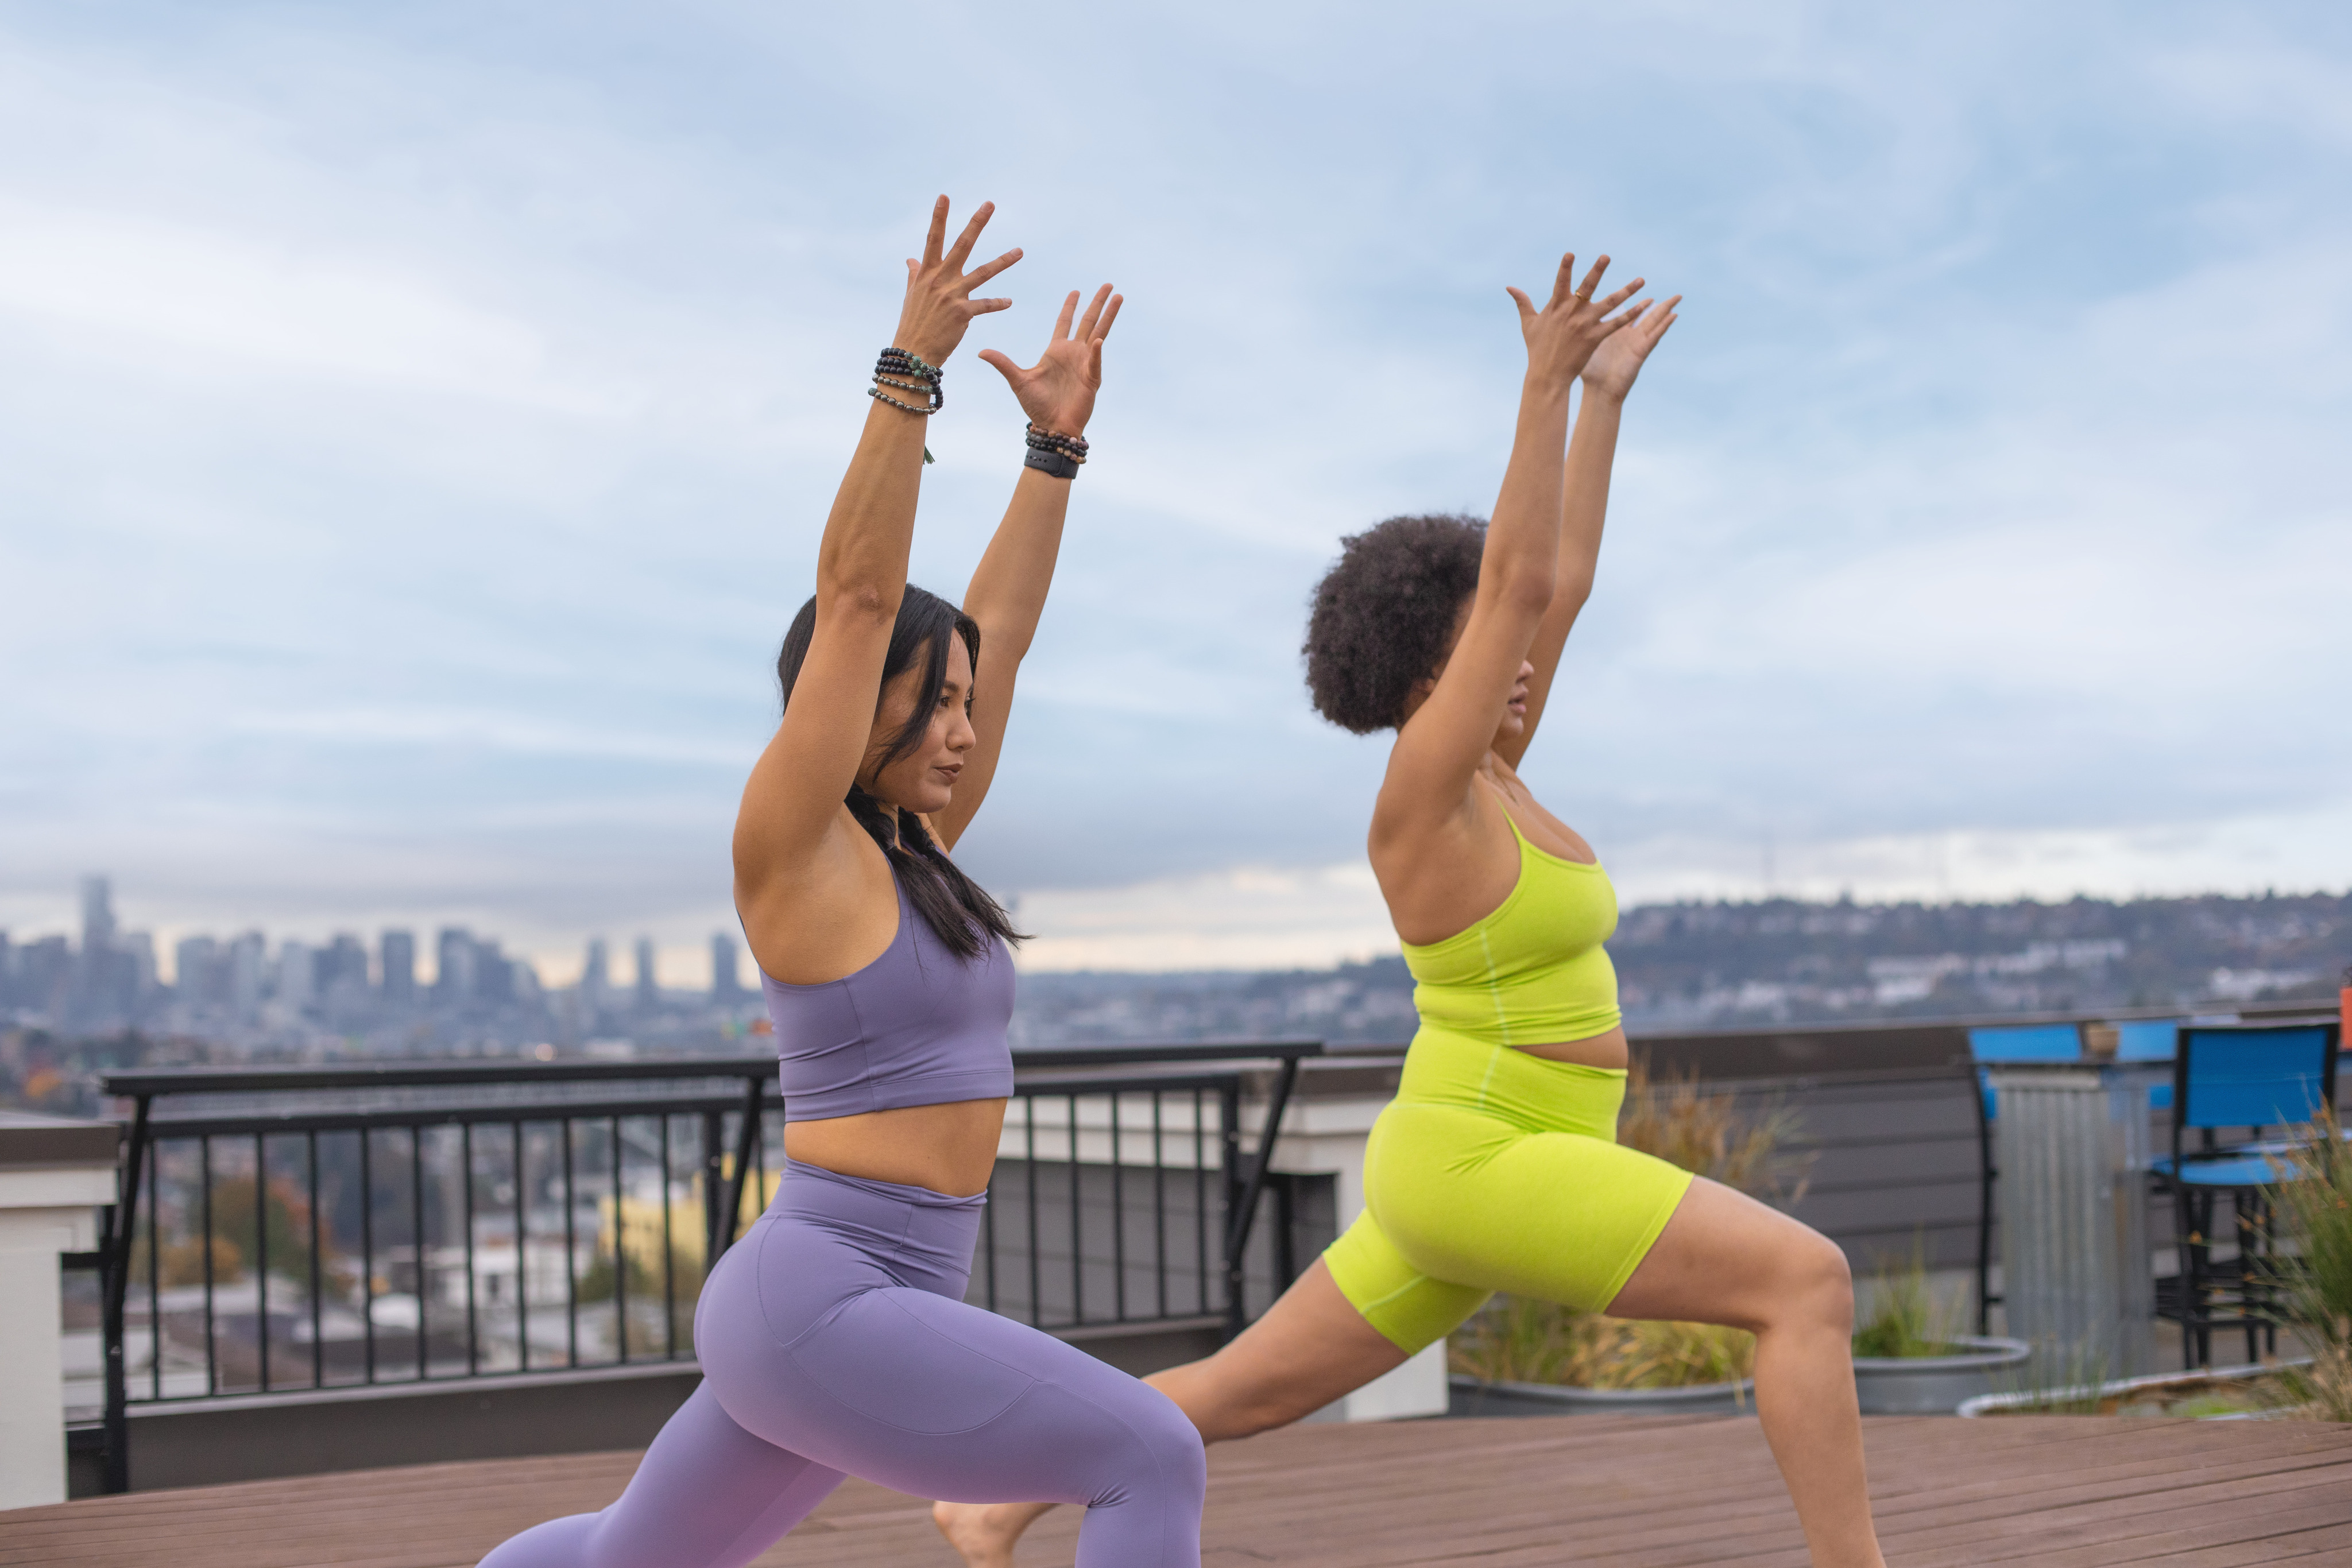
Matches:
[1321,1024,1695,1356]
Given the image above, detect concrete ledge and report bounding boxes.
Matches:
[0,1112,119,1171]
[71,1318,1228,1495]
[82,1360,705,1495]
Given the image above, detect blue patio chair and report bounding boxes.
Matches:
[1968,1023,2085,1334]
[2152,1019,2341,1368]
[2114,1020,2180,1109]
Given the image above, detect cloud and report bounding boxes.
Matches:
[1013,863,1396,973]
[1,1,2347,969]
[0,201,602,412]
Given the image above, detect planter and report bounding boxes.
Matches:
[1853,1335,2032,1415]
[1449,1372,1754,1417]
[1958,1358,2314,1420]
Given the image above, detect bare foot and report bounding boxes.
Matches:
[933,1500,1053,1568]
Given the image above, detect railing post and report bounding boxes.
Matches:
[100,1094,151,1495]
[1218,1082,1245,1340]
[1225,1056,1301,1260]
[714,1077,764,1263]
[1972,1063,1995,1338]
[701,1111,725,1268]
[1216,1054,1306,1341]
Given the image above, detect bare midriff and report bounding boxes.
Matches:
[1511,1023,1630,1071]
[782,1098,1010,1198]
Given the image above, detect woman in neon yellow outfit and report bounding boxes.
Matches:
[938,248,1887,1568]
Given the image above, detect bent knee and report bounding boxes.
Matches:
[1781,1232,1853,1332]
[1125,1387,1208,1497]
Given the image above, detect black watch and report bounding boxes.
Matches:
[1024,446,1080,480]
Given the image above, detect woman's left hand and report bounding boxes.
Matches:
[1579,293,1681,403]
[979,285,1123,437]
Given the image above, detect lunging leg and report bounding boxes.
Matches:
[1606,1178,1886,1568]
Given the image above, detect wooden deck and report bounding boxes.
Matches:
[9,1414,2352,1567]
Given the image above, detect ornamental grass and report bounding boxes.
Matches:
[1850,1240,1967,1360]
[2272,1109,2352,1422]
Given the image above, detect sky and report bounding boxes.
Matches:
[2,2,2348,982]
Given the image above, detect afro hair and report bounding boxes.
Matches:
[1302,513,1486,734]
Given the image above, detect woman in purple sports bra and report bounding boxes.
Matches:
[478,197,1205,1568]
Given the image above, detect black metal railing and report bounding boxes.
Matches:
[78,1042,1315,1493]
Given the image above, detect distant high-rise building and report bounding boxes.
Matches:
[227,932,266,1019]
[122,932,158,998]
[80,876,116,959]
[0,931,13,1008]
[634,937,659,1011]
[435,928,476,1008]
[381,930,417,1005]
[72,875,134,1021]
[175,935,218,1005]
[276,940,316,1009]
[710,932,742,1002]
[21,936,72,1018]
[320,934,370,1005]
[581,938,609,996]
[327,934,369,986]
[473,938,516,1005]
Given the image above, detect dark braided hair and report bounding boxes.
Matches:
[1302,513,1486,733]
[776,586,1026,961]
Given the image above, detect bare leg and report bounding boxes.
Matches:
[1607,1178,1885,1568]
[1147,1259,1407,1441]
[933,1261,1402,1568]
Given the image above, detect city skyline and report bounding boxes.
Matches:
[1,877,754,1052]
[12,866,2349,1006]
[9,873,2341,1073]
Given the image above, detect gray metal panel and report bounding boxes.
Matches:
[1991,1066,2154,1381]
[1702,1068,1986,1273]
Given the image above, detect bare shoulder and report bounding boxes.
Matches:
[740,810,902,986]
[1371,766,1522,947]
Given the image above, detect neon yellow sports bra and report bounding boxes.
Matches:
[1399,788,1622,1047]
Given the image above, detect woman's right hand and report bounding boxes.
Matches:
[893,196,1024,366]
[1506,253,1646,390]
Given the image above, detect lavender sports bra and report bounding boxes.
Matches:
[760,869,1016,1122]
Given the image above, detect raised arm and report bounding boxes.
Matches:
[931,286,1123,852]
[1494,292,1679,769]
[1372,253,1643,847]
[732,198,1020,909]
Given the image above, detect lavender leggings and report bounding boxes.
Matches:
[478,1160,1205,1568]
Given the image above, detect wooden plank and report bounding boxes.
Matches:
[8,1415,2352,1568]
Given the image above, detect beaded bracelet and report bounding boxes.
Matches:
[1023,423,1089,461]
[873,350,942,409]
[871,347,942,462]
